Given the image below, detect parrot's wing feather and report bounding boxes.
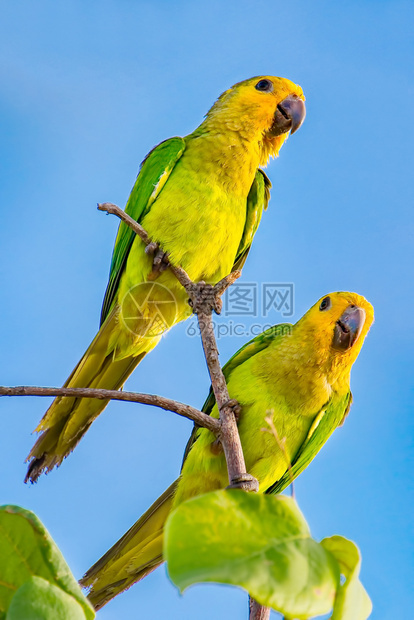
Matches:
[265,391,353,495]
[100,137,186,323]
[232,169,271,271]
[202,322,291,416]
[181,323,292,466]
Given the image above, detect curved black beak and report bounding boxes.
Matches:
[333,305,366,352]
[267,94,306,138]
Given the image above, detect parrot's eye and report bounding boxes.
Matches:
[255,79,273,93]
[319,297,331,311]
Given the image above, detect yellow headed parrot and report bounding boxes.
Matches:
[25,76,306,483]
[80,291,374,609]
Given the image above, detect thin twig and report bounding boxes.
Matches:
[214,271,242,297]
[98,203,193,290]
[0,386,219,434]
[262,413,295,498]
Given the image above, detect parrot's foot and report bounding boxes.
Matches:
[187,272,241,316]
[227,473,259,493]
[209,400,241,455]
[188,282,223,315]
[223,398,242,422]
[145,242,170,280]
[210,438,223,455]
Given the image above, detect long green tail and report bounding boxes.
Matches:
[25,310,156,483]
[80,481,177,610]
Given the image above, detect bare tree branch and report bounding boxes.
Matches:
[0,386,219,434]
[100,201,257,491]
[99,201,265,616]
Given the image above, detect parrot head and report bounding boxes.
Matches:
[296,291,374,385]
[203,75,306,164]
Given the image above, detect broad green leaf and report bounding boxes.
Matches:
[165,490,339,619]
[0,506,94,620]
[6,577,85,620]
[321,536,372,620]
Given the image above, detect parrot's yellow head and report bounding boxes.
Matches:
[203,75,306,165]
[296,292,374,386]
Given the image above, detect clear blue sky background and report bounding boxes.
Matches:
[1,1,413,618]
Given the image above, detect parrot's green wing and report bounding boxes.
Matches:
[101,161,268,323]
[202,322,291,416]
[232,169,271,271]
[265,391,353,495]
[181,323,292,466]
[100,137,186,324]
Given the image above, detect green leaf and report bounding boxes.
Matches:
[164,490,339,619]
[0,505,94,620]
[6,577,86,620]
[321,536,372,620]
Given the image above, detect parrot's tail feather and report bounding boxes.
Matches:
[25,310,155,483]
[88,556,162,611]
[80,481,178,610]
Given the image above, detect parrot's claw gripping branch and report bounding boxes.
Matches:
[145,242,170,280]
[228,474,259,493]
[98,202,258,493]
[187,271,241,316]
[188,281,223,315]
[223,398,242,422]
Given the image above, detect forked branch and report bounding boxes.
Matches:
[99,202,257,492]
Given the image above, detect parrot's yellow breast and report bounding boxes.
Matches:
[140,137,260,282]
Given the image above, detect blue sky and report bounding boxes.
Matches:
[1,1,413,618]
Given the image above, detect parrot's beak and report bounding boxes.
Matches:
[267,94,306,138]
[333,306,366,352]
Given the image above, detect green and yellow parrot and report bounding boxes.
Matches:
[80,291,374,610]
[25,75,306,483]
